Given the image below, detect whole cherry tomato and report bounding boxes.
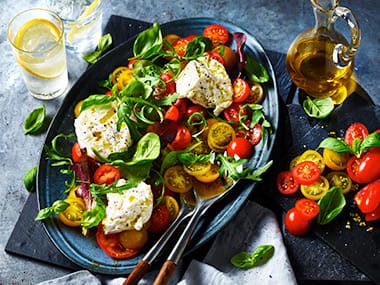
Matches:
[105,90,113,96]
[365,204,380,222]
[185,105,207,122]
[173,98,188,120]
[344,123,369,147]
[148,205,170,233]
[285,208,311,236]
[276,171,299,195]
[72,142,82,162]
[356,180,380,213]
[204,51,225,65]
[93,165,120,185]
[292,161,320,185]
[227,137,252,159]
[347,147,380,184]
[154,73,176,98]
[295,199,320,220]
[170,125,191,150]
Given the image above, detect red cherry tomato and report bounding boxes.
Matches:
[223,102,247,122]
[148,205,170,233]
[96,225,140,259]
[72,142,82,162]
[171,38,191,57]
[365,204,380,222]
[344,123,369,147]
[347,147,380,184]
[185,34,199,41]
[204,51,225,65]
[295,199,320,220]
[170,125,191,151]
[354,187,367,208]
[203,24,229,44]
[284,208,311,236]
[128,59,138,70]
[246,122,262,146]
[356,180,380,213]
[185,105,207,122]
[173,98,188,120]
[276,171,299,195]
[164,105,180,121]
[292,161,320,185]
[227,137,252,159]
[105,90,113,96]
[232,78,250,103]
[151,183,174,199]
[154,73,176,98]
[93,165,120,185]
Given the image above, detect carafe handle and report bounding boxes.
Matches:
[332,6,361,67]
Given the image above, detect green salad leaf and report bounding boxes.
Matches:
[83,33,112,64]
[244,55,269,83]
[133,23,163,59]
[80,94,116,112]
[231,245,274,269]
[303,96,334,119]
[24,165,37,192]
[35,200,70,220]
[23,105,46,134]
[317,186,346,225]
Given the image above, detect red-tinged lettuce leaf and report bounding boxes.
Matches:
[72,148,99,210]
[147,119,178,147]
[233,32,247,72]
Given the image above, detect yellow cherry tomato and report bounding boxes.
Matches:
[117,69,135,89]
[289,155,301,171]
[68,185,80,199]
[164,165,193,193]
[323,148,350,171]
[214,45,237,70]
[208,122,236,152]
[299,150,325,174]
[246,81,264,104]
[184,161,211,177]
[58,198,86,227]
[111,66,128,85]
[119,229,148,249]
[194,164,220,183]
[74,100,84,118]
[163,34,181,49]
[300,176,329,200]
[326,171,352,194]
[160,196,179,221]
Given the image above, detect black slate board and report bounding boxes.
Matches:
[5,15,379,284]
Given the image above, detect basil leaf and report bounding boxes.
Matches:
[24,165,37,192]
[184,36,213,58]
[129,133,160,165]
[155,93,179,107]
[230,252,254,269]
[160,142,201,174]
[52,200,70,213]
[361,132,380,152]
[178,153,212,166]
[133,23,162,59]
[81,203,106,228]
[351,137,362,154]
[244,55,269,83]
[119,80,152,100]
[83,34,112,64]
[80,94,116,112]
[318,137,353,154]
[303,96,334,119]
[317,186,346,225]
[241,160,273,181]
[251,245,274,266]
[23,105,46,134]
[97,73,113,90]
[35,207,54,221]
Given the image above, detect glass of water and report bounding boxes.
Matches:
[46,0,103,54]
[7,8,68,100]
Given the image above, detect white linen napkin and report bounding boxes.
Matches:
[37,201,297,285]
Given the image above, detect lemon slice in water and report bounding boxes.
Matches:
[15,19,66,79]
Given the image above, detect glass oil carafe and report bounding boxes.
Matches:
[286,0,360,98]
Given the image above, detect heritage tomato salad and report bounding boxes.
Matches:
[36,23,273,259]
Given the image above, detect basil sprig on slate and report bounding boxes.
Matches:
[231,245,274,269]
[23,105,46,134]
[319,132,380,158]
[83,33,112,64]
[24,165,37,192]
[303,96,334,119]
[317,187,346,225]
[35,200,70,220]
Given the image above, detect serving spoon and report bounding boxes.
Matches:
[123,194,196,285]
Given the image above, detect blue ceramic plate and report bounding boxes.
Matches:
[37,18,279,275]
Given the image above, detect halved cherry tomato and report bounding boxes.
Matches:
[232,78,250,103]
[223,102,247,122]
[105,90,113,96]
[68,185,80,199]
[295,199,320,220]
[203,24,229,44]
[72,142,82,162]
[111,66,128,85]
[285,208,311,236]
[347,147,380,184]
[365,204,380,222]
[344,122,369,147]
[194,164,220,183]
[164,105,180,121]
[128,59,138,70]
[289,155,301,171]
[170,125,191,151]
[299,150,325,174]
[151,183,174,199]
[326,171,352,194]
[160,196,179,221]
[354,187,366,208]
[154,73,176,98]
[214,45,237,70]
[227,137,252,159]
[74,100,84,118]
[186,105,207,122]
[204,51,225,65]
[164,165,193,193]
[163,34,181,48]
[119,229,148,249]
[292,161,321,185]
[171,38,190,57]
[247,123,262,146]
[207,122,236,152]
[118,69,135,89]
[184,161,211,177]
[357,180,380,213]
[96,225,139,259]
[276,171,299,195]
[173,98,188,120]
[245,81,264,104]
[323,148,350,171]
[58,198,85,227]
[93,165,120,185]
[300,176,329,200]
[148,205,170,233]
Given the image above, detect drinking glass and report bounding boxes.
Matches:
[7,8,68,100]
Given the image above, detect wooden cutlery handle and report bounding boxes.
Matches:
[153,260,177,285]
[123,260,151,285]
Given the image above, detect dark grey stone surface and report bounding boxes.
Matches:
[1,0,379,284]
